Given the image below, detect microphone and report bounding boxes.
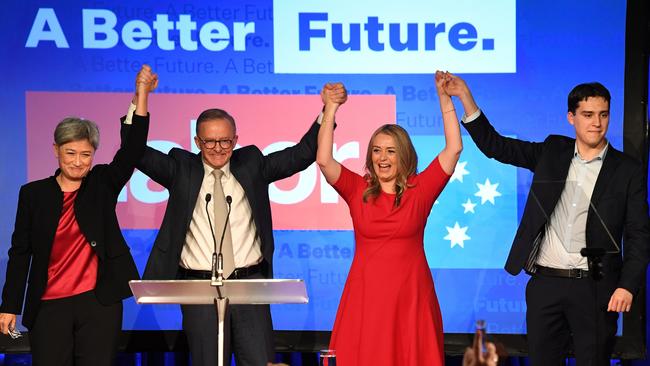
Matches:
[204,194,220,282]
[580,247,606,280]
[214,195,233,284]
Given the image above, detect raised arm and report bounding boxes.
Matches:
[316,82,347,184]
[134,64,158,117]
[444,74,544,171]
[435,71,463,175]
[444,72,479,118]
[106,65,156,191]
[259,84,346,183]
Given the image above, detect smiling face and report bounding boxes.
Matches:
[567,96,610,156]
[53,139,95,182]
[371,132,399,186]
[194,118,238,169]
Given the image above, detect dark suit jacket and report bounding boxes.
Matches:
[139,120,321,280]
[0,114,148,329]
[463,112,649,295]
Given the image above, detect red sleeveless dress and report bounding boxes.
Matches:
[329,157,450,366]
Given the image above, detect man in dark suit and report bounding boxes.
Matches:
[443,75,649,365]
[124,84,347,366]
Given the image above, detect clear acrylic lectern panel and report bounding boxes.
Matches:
[129,279,309,305]
[129,279,309,366]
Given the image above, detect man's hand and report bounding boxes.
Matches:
[443,73,470,98]
[321,82,348,107]
[608,288,633,312]
[441,73,479,116]
[0,313,17,335]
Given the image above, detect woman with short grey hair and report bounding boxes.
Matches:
[0,65,157,366]
[54,117,101,150]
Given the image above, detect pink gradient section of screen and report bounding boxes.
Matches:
[26,92,395,230]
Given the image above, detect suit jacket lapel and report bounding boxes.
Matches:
[187,153,205,221]
[549,143,574,181]
[590,145,620,204]
[535,141,574,216]
[42,175,64,258]
[229,151,254,206]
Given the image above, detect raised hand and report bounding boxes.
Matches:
[435,70,463,175]
[134,64,158,116]
[321,82,348,107]
[440,72,479,117]
[435,70,451,97]
[316,82,344,185]
[442,73,470,98]
[463,329,500,366]
[135,64,158,97]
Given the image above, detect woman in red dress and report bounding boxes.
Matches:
[317,72,463,365]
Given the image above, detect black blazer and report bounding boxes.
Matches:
[0,114,149,329]
[463,112,649,294]
[139,120,321,280]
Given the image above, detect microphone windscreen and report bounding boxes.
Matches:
[205,193,212,203]
[226,195,232,204]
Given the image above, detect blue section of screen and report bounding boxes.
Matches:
[0,0,628,335]
[413,136,517,269]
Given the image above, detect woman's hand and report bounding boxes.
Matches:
[0,313,17,336]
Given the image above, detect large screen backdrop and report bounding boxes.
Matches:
[0,0,628,338]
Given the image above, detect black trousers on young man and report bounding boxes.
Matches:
[526,273,618,366]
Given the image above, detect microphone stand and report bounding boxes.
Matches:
[212,196,232,290]
[205,194,232,366]
[580,247,605,364]
[580,247,605,281]
[204,192,219,286]
[204,193,230,297]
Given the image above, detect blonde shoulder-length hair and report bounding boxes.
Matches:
[362,124,418,207]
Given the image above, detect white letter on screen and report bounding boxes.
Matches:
[265,141,318,204]
[25,8,70,48]
[82,9,118,49]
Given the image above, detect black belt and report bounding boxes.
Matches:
[230,263,263,279]
[178,263,263,280]
[535,265,589,279]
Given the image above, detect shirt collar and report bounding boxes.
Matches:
[574,142,608,163]
[201,159,232,180]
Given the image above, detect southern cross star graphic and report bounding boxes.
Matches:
[450,161,469,183]
[461,198,477,213]
[475,178,502,205]
[444,222,471,248]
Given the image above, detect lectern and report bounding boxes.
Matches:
[130,279,308,366]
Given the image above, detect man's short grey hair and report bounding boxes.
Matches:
[53,117,100,150]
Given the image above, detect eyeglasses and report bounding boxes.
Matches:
[198,137,234,150]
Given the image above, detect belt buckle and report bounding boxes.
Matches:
[573,269,583,279]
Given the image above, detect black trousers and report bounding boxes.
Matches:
[526,274,618,366]
[179,271,274,366]
[29,290,123,366]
